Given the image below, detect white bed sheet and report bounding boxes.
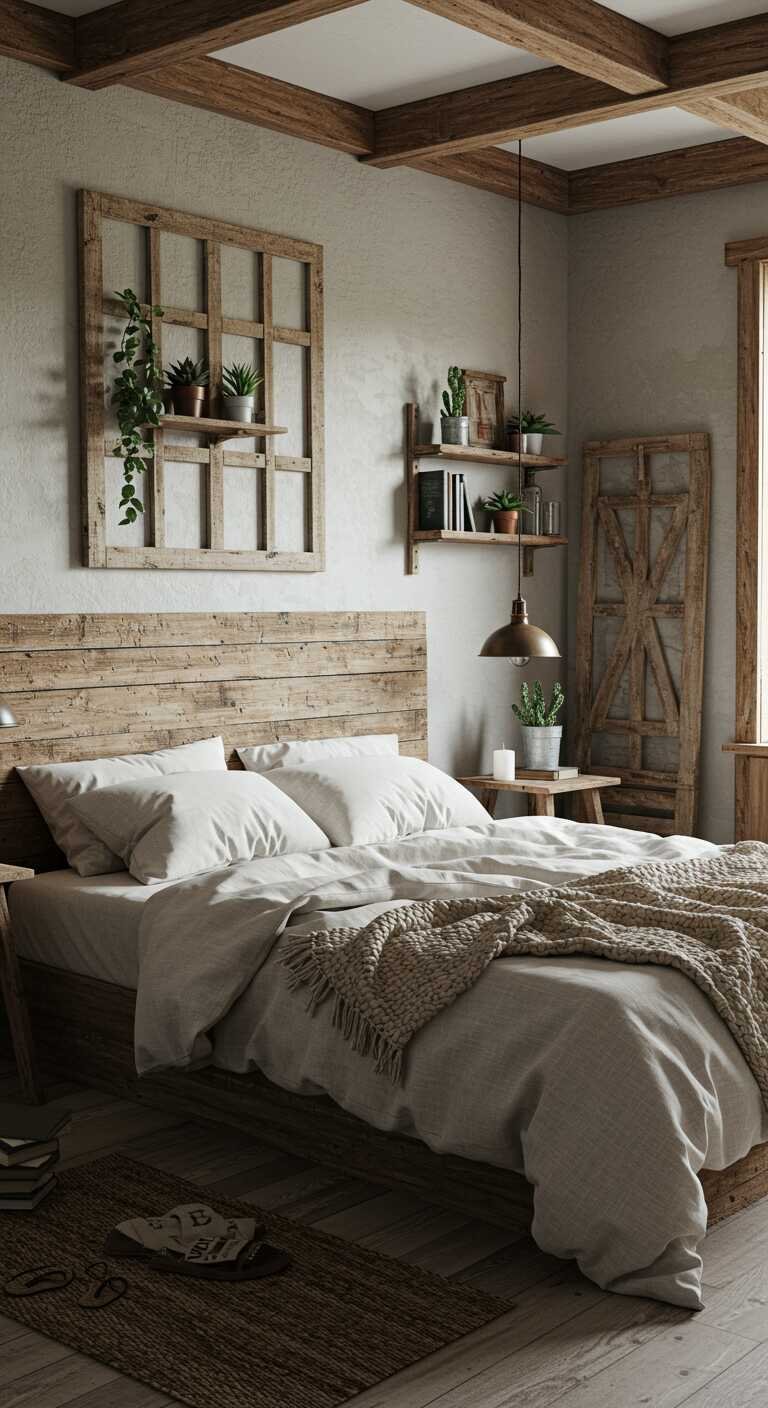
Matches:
[9,868,168,988]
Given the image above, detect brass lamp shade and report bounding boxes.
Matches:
[479,596,560,664]
[0,698,17,728]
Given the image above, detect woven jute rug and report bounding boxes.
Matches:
[0,1154,509,1408]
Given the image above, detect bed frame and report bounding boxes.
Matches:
[0,611,765,1231]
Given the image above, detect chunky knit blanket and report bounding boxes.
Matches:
[283,840,768,1089]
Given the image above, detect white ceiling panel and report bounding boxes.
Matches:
[601,0,768,34]
[214,0,549,109]
[506,108,734,171]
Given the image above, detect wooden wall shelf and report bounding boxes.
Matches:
[415,443,566,469]
[155,415,289,442]
[405,404,568,575]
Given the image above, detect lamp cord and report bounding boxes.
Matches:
[516,138,523,601]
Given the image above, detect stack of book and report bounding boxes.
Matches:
[418,469,476,532]
[0,1103,69,1211]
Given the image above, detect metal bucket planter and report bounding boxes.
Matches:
[222,395,255,423]
[519,725,562,770]
[441,416,469,446]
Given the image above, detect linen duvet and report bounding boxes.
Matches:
[133,815,767,1310]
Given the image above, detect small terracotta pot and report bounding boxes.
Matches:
[172,386,206,418]
[493,510,520,535]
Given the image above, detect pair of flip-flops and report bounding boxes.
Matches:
[4,1260,127,1309]
[104,1202,291,1283]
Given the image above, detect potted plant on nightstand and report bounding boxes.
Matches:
[507,410,561,455]
[483,489,530,535]
[222,362,264,423]
[441,366,469,446]
[165,357,209,418]
[512,680,565,769]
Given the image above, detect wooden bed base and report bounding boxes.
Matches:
[15,959,768,1232]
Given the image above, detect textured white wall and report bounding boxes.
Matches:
[568,185,768,843]
[0,59,569,796]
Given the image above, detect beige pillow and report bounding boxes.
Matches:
[265,755,490,847]
[69,770,331,884]
[17,736,227,876]
[238,734,398,773]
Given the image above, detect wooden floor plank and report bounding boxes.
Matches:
[0,1337,74,1388]
[665,1339,768,1406]
[0,1354,120,1408]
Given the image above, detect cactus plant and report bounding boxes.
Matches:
[441,366,466,419]
[512,680,565,727]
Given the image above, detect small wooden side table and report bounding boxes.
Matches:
[0,864,43,1104]
[458,774,621,824]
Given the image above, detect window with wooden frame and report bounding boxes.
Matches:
[79,190,325,571]
[724,238,768,838]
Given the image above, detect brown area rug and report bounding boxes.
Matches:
[0,1154,509,1408]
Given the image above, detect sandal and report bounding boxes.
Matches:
[3,1265,74,1298]
[149,1238,291,1282]
[78,1260,128,1310]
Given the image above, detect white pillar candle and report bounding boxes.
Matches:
[493,748,516,781]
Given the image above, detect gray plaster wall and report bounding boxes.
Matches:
[568,185,768,843]
[0,59,568,795]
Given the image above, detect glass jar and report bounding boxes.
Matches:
[522,481,542,536]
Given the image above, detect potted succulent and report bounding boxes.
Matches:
[441,366,469,446]
[483,489,531,536]
[165,357,209,418]
[222,362,264,423]
[507,410,561,456]
[512,680,565,770]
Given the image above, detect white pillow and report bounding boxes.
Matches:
[264,755,489,847]
[238,733,399,773]
[69,770,330,885]
[17,736,227,876]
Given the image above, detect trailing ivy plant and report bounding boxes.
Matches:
[512,680,565,728]
[111,288,164,525]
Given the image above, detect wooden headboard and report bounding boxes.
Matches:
[0,612,427,871]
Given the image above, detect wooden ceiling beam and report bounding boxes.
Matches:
[368,12,768,165]
[131,57,375,156]
[409,147,569,212]
[67,0,368,90]
[0,0,74,72]
[682,91,768,146]
[568,136,768,214]
[404,0,668,96]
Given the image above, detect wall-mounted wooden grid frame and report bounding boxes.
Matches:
[79,190,325,571]
[573,432,711,837]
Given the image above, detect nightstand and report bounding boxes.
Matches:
[458,774,621,823]
[0,864,43,1104]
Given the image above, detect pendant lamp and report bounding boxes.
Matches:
[479,139,560,668]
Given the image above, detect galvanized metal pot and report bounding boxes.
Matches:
[519,724,562,770]
[222,395,255,423]
[441,416,469,446]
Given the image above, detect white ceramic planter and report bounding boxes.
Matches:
[222,395,255,423]
[519,725,562,770]
[526,432,544,455]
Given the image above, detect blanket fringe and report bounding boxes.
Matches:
[281,935,403,1083]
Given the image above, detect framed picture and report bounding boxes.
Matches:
[463,370,506,449]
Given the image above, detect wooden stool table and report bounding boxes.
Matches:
[0,864,43,1103]
[459,774,621,824]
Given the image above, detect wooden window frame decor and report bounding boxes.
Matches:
[79,190,325,571]
[463,369,506,449]
[723,236,768,837]
[573,432,711,837]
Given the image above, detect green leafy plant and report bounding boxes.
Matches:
[111,288,165,526]
[483,489,530,513]
[508,410,561,436]
[165,356,209,388]
[441,366,466,419]
[512,680,565,727]
[222,362,263,398]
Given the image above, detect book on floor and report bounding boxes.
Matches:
[0,1165,57,1197]
[0,1102,69,1142]
[0,1175,57,1211]
[516,767,580,780]
[0,1148,58,1183]
[0,1136,61,1168]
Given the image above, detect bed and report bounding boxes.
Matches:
[2,610,768,1308]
